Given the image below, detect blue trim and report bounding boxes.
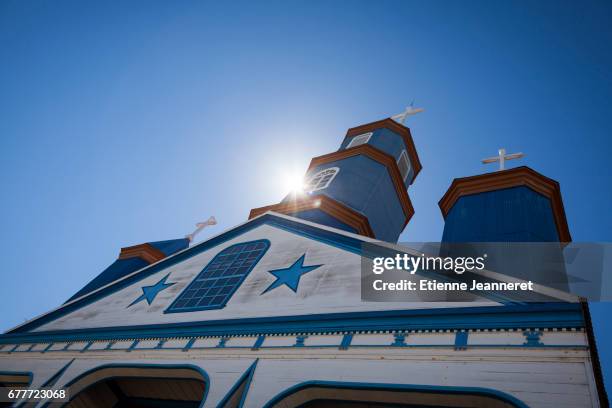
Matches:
[216,359,258,408]
[81,341,93,353]
[7,214,363,334]
[523,330,543,346]
[183,338,196,352]
[237,360,258,408]
[262,380,529,408]
[392,331,407,347]
[1,342,586,354]
[348,343,585,350]
[52,363,210,408]
[295,335,307,347]
[454,331,468,350]
[217,337,228,348]
[127,339,139,352]
[0,343,589,354]
[266,215,364,256]
[252,335,265,350]
[0,303,584,345]
[340,333,353,350]
[41,359,74,388]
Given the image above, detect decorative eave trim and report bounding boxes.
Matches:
[307,144,415,227]
[438,166,572,243]
[249,195,375,238]
[0,304,585,345]
[346,118,422,183]
[118,243,167,264]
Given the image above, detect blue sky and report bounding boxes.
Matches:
[1,0,611,383]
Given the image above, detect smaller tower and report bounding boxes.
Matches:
[439,165,571,290]
[250,116,422,243]
[66,238,189,303]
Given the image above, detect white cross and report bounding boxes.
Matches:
[482,148,525,171]
[185,216,217,243]
[391,104,424,125]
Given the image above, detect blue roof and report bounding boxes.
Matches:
[149,238,190,257]
[65,238,189,303]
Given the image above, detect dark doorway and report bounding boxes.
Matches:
[63,366,206,408]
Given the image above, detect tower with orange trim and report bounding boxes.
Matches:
[438,166,572,290]
[249,118,422,243]
[439,166,571,244]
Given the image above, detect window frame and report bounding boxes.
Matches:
[397,149,411,182]
[346,132,373,149]
[304,167,340,193]
[164,239,270,313]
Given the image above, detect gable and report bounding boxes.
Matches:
[6,213,515,337]
[31,222,447,333]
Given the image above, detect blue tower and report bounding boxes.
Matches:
[439,166,572,289]
[250,118,422,243]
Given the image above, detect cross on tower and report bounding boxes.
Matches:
[185,216,217,243]
[482,148,525,171]
[391,103,424,125]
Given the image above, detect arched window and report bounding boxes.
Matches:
[304,167,339,193]
[397,149,411,181]
[166,240,270,313]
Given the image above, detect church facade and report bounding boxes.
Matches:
[0,116,606,407]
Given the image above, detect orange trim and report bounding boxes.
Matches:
[118,243,167,264]
[438,166,571,243]
[346,118,422,183]
[249,195,375,238]
[308,144,414,227]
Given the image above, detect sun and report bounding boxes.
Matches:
[281,171,306,195]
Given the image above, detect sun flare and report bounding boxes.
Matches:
[282,171,306,194]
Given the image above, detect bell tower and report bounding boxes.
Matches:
[438,156,572,290]
[249,111,422,243]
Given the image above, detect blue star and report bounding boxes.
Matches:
[128,274,175,307]
[261,254,322,295]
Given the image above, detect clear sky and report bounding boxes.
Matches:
[1,0,611,383]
